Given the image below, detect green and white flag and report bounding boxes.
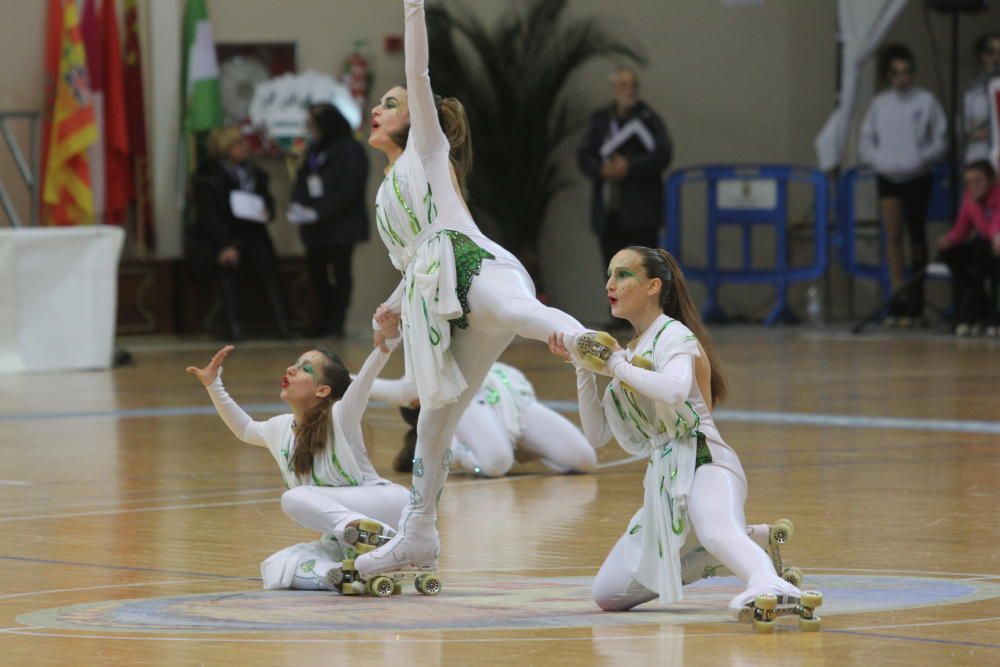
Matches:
[182,0,222,135]
[176,0,222,213]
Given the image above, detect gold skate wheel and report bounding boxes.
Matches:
[752,618,776,634]
[415,574,442,596]
[354,543,375,554]
[575,331,616,372]
[342,558,355,570]
[340,582,358,595]
[357,519,383,544]
[754,593,778,611]
[798,616,822,632]
[369,576,395,598]
[737,606,754,624]
[800,591,823,608]
[782,566,804,587]
[772,519,794,544]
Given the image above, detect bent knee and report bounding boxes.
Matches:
[280,487,313,516]
[476,450,514,477]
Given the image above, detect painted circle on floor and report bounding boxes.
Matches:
[16,574,1000,634]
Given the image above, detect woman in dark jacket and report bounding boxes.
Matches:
[290,104,370,337]
[189,126,289,340]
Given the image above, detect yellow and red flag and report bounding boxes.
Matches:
[42,0,98,226]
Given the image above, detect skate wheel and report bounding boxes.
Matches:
[752,619,776,634]
[415,574,442,596]
[754,593,778,611]
[782,567,804,587]
[800,591,823,608]
[358,519,383,544]
[343,525,359,545]
[340,582,359,595]
[798,616,821,632]
[327,568,345,586]
[772,519,794,544]
[342,558,355,571]
[354,543,375,554]
[369,575,395,598]
[575,331,616,372]
[737,606,753,624]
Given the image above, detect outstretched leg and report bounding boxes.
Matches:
[517,402,597,473]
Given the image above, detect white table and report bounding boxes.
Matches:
[0,226,124,374]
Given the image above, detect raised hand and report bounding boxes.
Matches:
[374,303,402,341]
[186,345,235,387]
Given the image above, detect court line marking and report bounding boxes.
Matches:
[0,579,235,601]
[2,400,999,435]
[0,480,31,487]
[0,486,283,517]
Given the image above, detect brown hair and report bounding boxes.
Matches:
[627,246,728,405]
[390,94,473,190]
[291,349,351,476]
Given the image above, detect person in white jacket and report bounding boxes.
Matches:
[548,246,818,630]
[186,307,409,592]
[962,33,1000,165]
[859,43,948,326]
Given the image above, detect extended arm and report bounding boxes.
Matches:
[205,375,268,447]
[403,0,449,156]
[336,336,401,429]
[607,351,695,408]
[368,376,420,406]
[576,368,614,448]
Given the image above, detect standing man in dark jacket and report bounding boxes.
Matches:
[289,104,370,337]
[189,126,289,340]
[578,66,672,272]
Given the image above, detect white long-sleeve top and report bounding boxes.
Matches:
[205,338,400,489]
[962,73,998,164]
[374,0,527,411]
[574,314,742,605]
[858,87,948,183]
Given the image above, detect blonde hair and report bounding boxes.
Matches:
[390,94,473,190]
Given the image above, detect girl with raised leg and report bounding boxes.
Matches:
[355,0,606,578]
[186,308,409,592]
[549,247,820,629]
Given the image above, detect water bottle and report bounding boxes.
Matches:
[806,286,824,328]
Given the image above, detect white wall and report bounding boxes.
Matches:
[3,0,999,326]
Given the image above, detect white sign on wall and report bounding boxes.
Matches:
[715,179,778,210]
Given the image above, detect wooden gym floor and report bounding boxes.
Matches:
[0,327,997,666]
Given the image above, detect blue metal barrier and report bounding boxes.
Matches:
[663,164,829,325]
[836,162,952,299]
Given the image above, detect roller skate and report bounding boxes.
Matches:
[326,559,442,597]
[730,575,822,633]
[342,518,396,555]
[747,518,803,587]
[565,330,618,374]
[352,516,442,596]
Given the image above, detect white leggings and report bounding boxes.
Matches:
[454,401,597,477]
[280,484,410,539]
[591,464,776,611]
[406,264,585,525]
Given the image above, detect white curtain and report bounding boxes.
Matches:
[814,0,910,171]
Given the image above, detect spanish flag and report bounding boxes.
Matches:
[42,0,98,226]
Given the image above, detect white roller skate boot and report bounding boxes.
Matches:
[354,514,439,576]
[564,331,617,374]
[341,518,397,555]
[747,519,803,586]
[730,573,823,633]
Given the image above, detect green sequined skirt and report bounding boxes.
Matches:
[444,230,495,330]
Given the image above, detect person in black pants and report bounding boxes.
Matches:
[188,126,289,340]
[577,66,672,326]
[289,104,370,337]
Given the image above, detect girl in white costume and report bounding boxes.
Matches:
[355,0,595,576]
[186,308,409,591]
[369,363,597,477]
[549,246,805,616]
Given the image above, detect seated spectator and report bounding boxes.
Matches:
[937,160,1000,337]
[187,126,289,340]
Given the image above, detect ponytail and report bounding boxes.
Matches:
[290,349,351,476]
[629,246,728,405]
[390,93,473,191]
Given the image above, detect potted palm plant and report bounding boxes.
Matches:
[426,0,644,296]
